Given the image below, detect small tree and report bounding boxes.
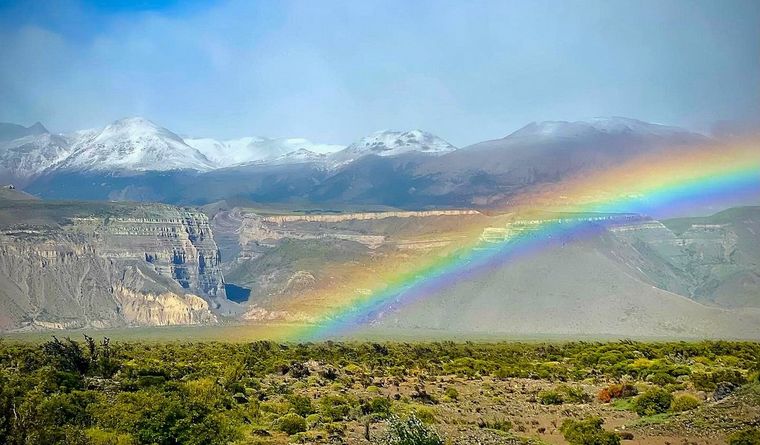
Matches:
[43,337,89,375]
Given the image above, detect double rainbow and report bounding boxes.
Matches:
[279,139,760,341]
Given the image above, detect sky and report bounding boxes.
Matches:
[0,0,758,146]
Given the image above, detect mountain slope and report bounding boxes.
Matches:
[59,117,216,172]
[368,237,760,338]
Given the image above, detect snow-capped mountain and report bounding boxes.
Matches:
[506,117,702,142]
[184,136,343,167]
[0,124,73,185]
[328,130,457,167]
[268,148,326,165]
[59,117,216,172]
[343,129,456,157]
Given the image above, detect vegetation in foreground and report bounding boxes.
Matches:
[0,338,759,444]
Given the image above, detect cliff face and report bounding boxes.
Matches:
[0,202,225,331]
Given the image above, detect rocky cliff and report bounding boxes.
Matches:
[0,199,226,331]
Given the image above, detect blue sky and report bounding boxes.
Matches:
[0,0,758,145]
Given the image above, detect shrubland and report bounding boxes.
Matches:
[0,337,758,444]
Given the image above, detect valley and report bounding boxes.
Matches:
[1,180,758,338]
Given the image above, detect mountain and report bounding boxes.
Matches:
[0,124,73,186]
[409,117,711,207]
[505,116,700,141]
[18,116,725,210]
[58,117,216,172]
[267,148,326,165]
[330,129,456,166]
[184,136,343,167]
[0,122,48,142]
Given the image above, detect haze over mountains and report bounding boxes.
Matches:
[1,115,728,214]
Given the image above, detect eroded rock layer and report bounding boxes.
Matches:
[0,200,225,331]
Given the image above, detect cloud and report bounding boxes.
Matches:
[0,0,758,145]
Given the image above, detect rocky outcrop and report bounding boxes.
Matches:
[0,202,226,331]
[114,286,217,326]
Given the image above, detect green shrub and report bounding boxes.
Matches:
[729,428,760,445]
[480,418,512,432]
[560,385,592,403]
[647,372,676,386]
[379,414,444,445]
[411,406,437,425]
[670,394,701,412]
[538,390,564,405]
[276,413,307,435]
[288,394,315,417]
[305,413,322,428]
[364,397,392,418]
[633,389,673,416]
[444,387,459,400]
[560,417,620,445]
[318,394,352,421]
[538,385,590,404]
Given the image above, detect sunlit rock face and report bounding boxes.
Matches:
[0,202,226,331]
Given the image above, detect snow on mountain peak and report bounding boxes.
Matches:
[61,117,216,172]
[507,117,700,140]
[343,129,457,157]
[184,136,343,167]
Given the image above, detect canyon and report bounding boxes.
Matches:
[1,184,758,337]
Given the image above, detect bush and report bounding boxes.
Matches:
[538,385,590,405]
[597,388,612,403]
[305,413,322,428]
[318,394,352,421]
[670,394,701,412]
[412,406,437,425]
[561,385,592,403]
[379,414,444,445]
[608,383,638,399]
[444,387,459,401]
[538,390,564,405]
[633,389,673,416]
[276,413,307,435]
[363,397,392,418]
[729,429,760,445]
[479,418,512,432]
[288,394,315,417]
[560,417,620,445]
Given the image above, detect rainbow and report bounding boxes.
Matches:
[280,140,760,341]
